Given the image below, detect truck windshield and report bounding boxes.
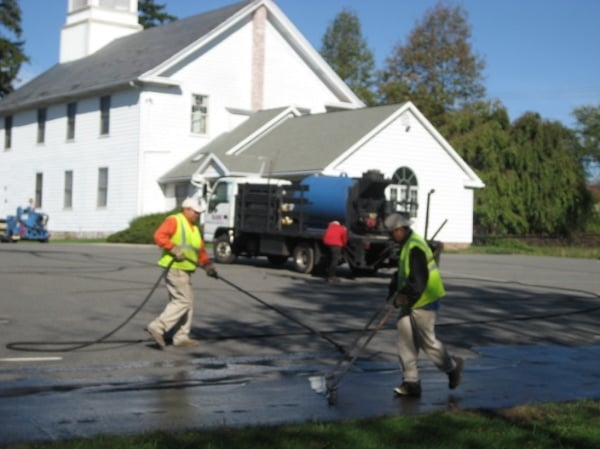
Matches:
[208,182,229,211]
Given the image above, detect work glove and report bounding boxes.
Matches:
[204,263,218,279]
[170,245,185,261]
[392,292,410,309]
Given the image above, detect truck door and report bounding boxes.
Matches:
[203,180,234,242]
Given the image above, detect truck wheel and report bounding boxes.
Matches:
[293,243,315,274]
[267,255,288,266]
[214,235,237,264]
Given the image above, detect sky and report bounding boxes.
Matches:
[15,0,600,129]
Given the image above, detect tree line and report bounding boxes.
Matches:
[321,3,599,237]
[1,0,598,237]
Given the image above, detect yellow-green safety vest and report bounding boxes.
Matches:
[396,232,445,309]
[157,213,202,272]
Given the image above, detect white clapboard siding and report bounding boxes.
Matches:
[263,20,347,112]
[329,109,477,244]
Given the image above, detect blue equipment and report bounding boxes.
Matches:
[2,206,50,242]
[298,173,356,228]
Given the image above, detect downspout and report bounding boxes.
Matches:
[424,189,435,239]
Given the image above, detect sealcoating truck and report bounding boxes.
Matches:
[203,169,418,275]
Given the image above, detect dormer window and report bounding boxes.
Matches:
[191,94,209,135]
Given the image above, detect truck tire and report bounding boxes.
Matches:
[0,219,5,242]
[292,243,315,274]
[214,234,237,264]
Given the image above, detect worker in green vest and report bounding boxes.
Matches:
[385,213,463,397]
[146,197,218,349]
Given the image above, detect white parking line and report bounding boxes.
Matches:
[0,357,63,362]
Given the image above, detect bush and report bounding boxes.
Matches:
[107,209,177,244]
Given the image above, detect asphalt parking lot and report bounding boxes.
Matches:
[0,243,599,446]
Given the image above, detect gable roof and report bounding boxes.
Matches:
[0,0,362,114]
[160,106,298,183]
[0,1,252,114]
[160,102,485,189]
[228,104,408,176]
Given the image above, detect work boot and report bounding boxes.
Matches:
[146,323,165,349]
[393,381,421,397]
[448,356,464,389]
[173,338,200,348]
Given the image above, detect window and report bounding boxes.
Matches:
[100,95,110,135]
[35,173,43,209]
[191,94,208,134]
[64,170,73,209]
[4,116,12,149]
[175,183,189,207]
[97,167,109,207]
[208,181,229,211]
[67,102,77,140]
[72,0,88,11]
[37,108,47,143]
[99,0,130,10]
[389,166,418,218]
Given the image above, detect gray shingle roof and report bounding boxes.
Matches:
[237,104,404,175]
[160,107,292,182]
[0,0,252,113]
[160,103,406,182]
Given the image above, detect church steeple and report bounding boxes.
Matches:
[60,0,142,63]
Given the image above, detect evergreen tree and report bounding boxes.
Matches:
[378,1,485,126]
[320,8,376,106]
[442,101,527,235]
[444,104,593,236]
[0,0,28,98]
[572,104,600,179]
[138,0,176,29]
[510,113,592,235]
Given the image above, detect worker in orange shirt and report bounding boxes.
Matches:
[146,198,218,349]
[323,220,348,284]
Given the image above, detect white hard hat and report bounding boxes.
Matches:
[182,197,204,214]
[384,213,413,231]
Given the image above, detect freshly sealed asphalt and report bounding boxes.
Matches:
[0,244,599,446]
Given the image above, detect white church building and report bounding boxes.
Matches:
[0,0,484,245]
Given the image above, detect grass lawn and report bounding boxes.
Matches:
[5,400,599,449]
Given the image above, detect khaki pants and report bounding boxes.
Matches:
[150,269,194,344]
[396,308,454,382]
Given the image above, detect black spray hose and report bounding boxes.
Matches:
[7,255,348,355]
[191,257,346,354]
[214,270,347,355]
[6,260,175,353]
